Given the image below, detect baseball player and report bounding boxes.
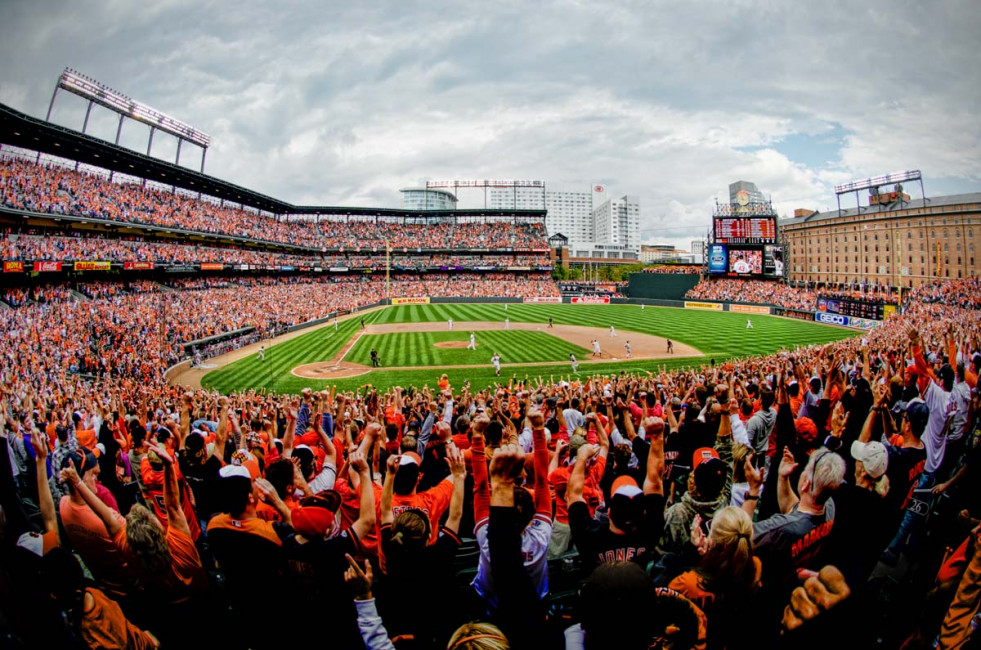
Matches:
[491,353,502,376]
[467,332,476,350]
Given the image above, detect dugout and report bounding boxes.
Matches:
[624,273,701,301]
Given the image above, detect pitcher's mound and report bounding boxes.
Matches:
[435,341,471,349]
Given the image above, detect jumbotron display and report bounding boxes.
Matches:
[713,216,777,244]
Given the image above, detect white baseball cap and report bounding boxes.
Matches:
[850,440,888,479]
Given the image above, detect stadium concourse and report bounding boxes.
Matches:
[0,154,980,649]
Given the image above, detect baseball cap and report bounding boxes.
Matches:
[16,530,57,557]
[399,452,422,467]
[230,449,261,481]
[905,398,930,436]
[692,447,720,470]
[62,450,98,478]
[850,440,888,479]
[218,464,252,480]
[939,364,955,385]
[292,492,341,538]
[611,475,642,498]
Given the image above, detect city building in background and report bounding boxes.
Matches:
[691,240,705,263]
[729,180,767,205]
[640,244,697,264]
[781,191,981,288]
[487,183,605,246]
[399,187,458,211]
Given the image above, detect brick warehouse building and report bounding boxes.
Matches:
[779,192,981,289]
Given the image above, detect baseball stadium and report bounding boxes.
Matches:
[0,68,980,650]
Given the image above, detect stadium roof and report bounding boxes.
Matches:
[0,102,545,220]
[778,192,981,227]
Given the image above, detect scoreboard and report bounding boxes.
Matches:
[817,297,886,321]
[713,217,777,244]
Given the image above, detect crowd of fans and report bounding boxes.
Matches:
[0,230,552,269]
[686,279,818,311]
[0,158,549,251]
[0,277,978,648]
[908,276,981,310]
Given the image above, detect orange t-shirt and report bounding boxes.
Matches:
[59,496,135,596]
[390,477,455,545]
[76,428,97,450]
[82,587,158,650]
[113,524,206,602]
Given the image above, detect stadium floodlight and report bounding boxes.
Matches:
[834,170,921,195]
[56,69,211,148]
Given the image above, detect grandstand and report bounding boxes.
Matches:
[3,93,981,650]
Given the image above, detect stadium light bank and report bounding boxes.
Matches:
[46,68,211,172]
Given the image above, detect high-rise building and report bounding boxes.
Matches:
[400,187,458,211]
[691,240,705,262]
[487,184,605,246]
[729,180,767,205]
[592,194,640,251]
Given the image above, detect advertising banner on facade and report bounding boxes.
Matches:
[74,261,111,271]
[3,261,24,273]
[524,296,562,303]
[685,301,724,311]
[34,261,62,272]
[200,263,224,271]
[729,304,770,315]
[391,297,431,305]
[123,262,155,270]
[570,296,610,304]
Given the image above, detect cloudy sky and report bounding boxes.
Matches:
[2,0,979,249]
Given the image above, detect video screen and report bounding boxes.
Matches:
[728,249,762,275]
[763,245,784,277]
[707,244,727,274]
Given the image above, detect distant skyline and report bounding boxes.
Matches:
[2,0,979,250]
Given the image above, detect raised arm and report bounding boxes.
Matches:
[566,443,597,505]
[59,466,122,537]
[471,414,491,526]
[380,455,398,526]
[30,431,58,538]
[642,416,665,496]
[527,408,551,517]
[348,451,377,541]
[776,447,801,514]
[146,442,189,535]
[445,444,467,535]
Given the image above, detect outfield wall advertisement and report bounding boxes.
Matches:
[815,312,850,326]
[525,297,562,303]
[729,304,770,315]
[571,296,610,304]
[392,297,431,305]
[74,261,111,271]
[685,301,724,311]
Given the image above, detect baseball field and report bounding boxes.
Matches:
[193,303,856,394]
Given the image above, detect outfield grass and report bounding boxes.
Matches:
[201,303,857,394]
[345,330,590,367]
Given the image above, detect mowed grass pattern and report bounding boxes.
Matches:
[202,303,857,394]
[346,330,590,367]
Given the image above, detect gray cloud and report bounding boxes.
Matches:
[1,0,979,250]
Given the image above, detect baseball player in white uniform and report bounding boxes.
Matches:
[467,332,476,349]
[592,339,601,357]
[491,353,502,376]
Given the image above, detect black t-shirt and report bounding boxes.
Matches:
[753,501,836,593]
[378,524,463,643]
[569,493,665,572]
[816,484,892,586]
[179,452,223,521]
[281,528,363,647]
[884,443,926,512]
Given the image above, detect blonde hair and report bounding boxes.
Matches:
[125,504,172,575]
[447,622,509,650]
[696,506,757,600]
[732,443,754,483]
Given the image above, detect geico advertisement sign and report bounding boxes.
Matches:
[815,312,850,326]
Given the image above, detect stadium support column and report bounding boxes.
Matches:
[385,240,390,300]
[76,100,95,171]
[200,147,207,174]
[109,115,125,182]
